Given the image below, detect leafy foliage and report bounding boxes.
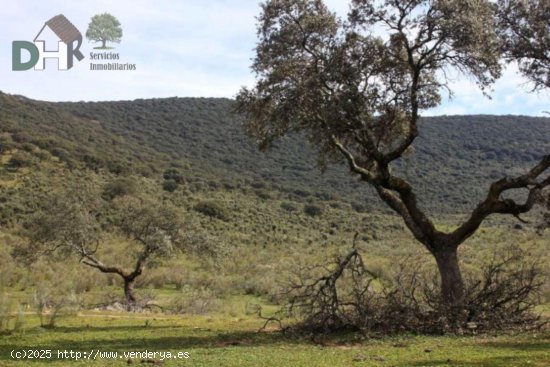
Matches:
[194,201,230,221]
[304,203,323,217]
[498,0,550,90]
[86,13,123,48]
[102,177,137,200]
[162,179,179,192]
[235,0,550,304]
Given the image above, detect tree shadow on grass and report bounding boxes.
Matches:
[2,324,548,364]
[41,325,176,333]
[0,327,301,362]
[406,335,550,367]
[407,355,544,367]
[481,338,550,352]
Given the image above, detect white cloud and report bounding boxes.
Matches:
[427,65,549,116]
[0,0,547,116]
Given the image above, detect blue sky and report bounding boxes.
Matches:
[1,0,548,116]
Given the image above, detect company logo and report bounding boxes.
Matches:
[12,13,136,72]
[85,13,123,50]
[12,14,84,71]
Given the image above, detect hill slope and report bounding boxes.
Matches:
[0,91,548,320]
[60,97,550,213]
[1,91,549,215]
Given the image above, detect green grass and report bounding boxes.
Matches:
[0,312,548,366]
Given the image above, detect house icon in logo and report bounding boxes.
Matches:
[12,14,84,71]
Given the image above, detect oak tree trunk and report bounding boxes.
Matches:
[434,248,464,305]
[123,277,137,305]
[101,39,106,48]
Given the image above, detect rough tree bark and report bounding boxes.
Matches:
[81,249,149,308]
[336,137,550,305]
[123,278,135,303]
[123,275,139,304]
[237,0,550,306]
[434,247,464,303]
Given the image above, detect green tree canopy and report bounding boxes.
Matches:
[86,13,123,49]
[497,0,550,90]
[236,0,550,305]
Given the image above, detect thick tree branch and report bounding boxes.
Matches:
[330,135,377,183]
[384,174,441,243]
[127,247,152,281]
[448,154,550,246]
[81,256,127,277]
[337,145,549,253]
[375,186,436,251]
[80,246,152,282]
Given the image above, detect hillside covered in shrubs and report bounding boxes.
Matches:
[1,91,547,216]
[0,90,548,333]
[63,98,550,213]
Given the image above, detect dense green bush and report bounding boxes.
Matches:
[351,202,368,213]
[304,203,323,217]
[255,189,272,200]
[6,151,34,170]
[280,201,298,212]
[21,142,35,152]
[106,161,127,175]
[194,201,230,221]
[102,178,137,200]
[162,179,179,192]
[163,168,184,184]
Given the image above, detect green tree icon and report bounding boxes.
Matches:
[86,13,122,49]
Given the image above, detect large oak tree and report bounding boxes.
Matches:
[237,0,549,305]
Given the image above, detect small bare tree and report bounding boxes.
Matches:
[18,189,191,307]
[82,197,186,305]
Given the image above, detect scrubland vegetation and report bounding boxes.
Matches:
[0,90,548,365]
[0,1,549,364]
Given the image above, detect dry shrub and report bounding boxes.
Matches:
[168,286,219,315]
[285,248,376,333]
[0,291,12,332]
[285,244,545,335]
[32,286,82,328]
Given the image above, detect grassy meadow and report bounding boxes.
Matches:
[0,304,548,366]
[1,200,548,366]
